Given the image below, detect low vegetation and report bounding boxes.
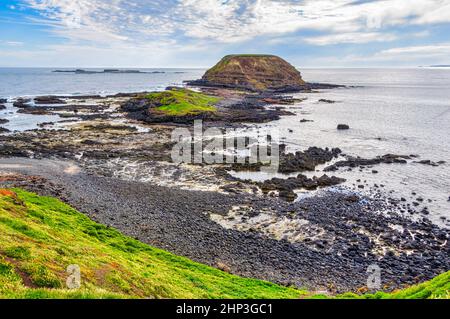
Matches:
[0,188,303,299]
[0,188,447,299]
[316,271,449,299]
[145,88,219,116]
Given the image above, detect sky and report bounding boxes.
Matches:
[1,0,450,68]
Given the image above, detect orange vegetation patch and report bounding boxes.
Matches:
[0,189,17,199]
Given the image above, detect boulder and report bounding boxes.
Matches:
[337,124,350,130]
[13,98,32,108]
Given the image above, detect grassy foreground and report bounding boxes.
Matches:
[330,271,449,299]
[0,188,303,299]
[146,88,219,116]
[0,188,448,299]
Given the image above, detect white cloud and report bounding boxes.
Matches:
[319,42,450,66]
[304,32,397,45]
[23,0,450,46]
[2,41,24,46]
[5,0,449,67]
[379,43,450,56]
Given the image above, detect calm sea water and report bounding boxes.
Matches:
[0,68,205,97]
[0,67,449,225]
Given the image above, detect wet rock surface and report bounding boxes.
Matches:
[13,98,32,108]
[34,96,67,105]
[324,154,414,172]
[337,124,350,130]
[120,88,298,125]
[413,159,446,167]
[258,174,346,201]
[319,99,336,103]
[0,159,447,293]
[279,146,342,173]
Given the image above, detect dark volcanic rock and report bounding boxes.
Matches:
[413,159,443,167]
[13,98,32,108]
[121,89,296,125]
[0,98,7,104]
[232,146,341,174]
[279,147,342,173]
[0,127,10,133]
[319,99,336,103]
[0,105,6,110]
[0,119,9,124]
[17,108,51,115]
[34,96,67,105]
[337,124,350,130]
[324,154,411,172]
[259,174,346,201]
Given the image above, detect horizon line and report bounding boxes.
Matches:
[0,66,442,69]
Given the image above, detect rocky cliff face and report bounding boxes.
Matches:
[195,55,306,92]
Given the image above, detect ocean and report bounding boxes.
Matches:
[0,67,449,225]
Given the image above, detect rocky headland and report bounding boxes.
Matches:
[186,54,342,92]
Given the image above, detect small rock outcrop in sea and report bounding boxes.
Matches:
[319,99,336,103]
[337,124,350,130]
[188,54,306,92]
[13,98,32,108]
[324,154,412,172]
[34,96,66,105]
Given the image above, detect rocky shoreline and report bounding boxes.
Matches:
[0,67,448,294]
[0,158,448,293]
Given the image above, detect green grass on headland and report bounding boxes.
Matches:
[318,271,449,299]
[0,188,303,299]
[0,189,448,299]
[145,88,219,116]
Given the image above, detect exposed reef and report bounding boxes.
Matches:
[120,87,298,124]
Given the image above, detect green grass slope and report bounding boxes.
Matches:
[336,271,449,299]
[0,188,303,299]
[145,88,219,116]
[0,188,448,299]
